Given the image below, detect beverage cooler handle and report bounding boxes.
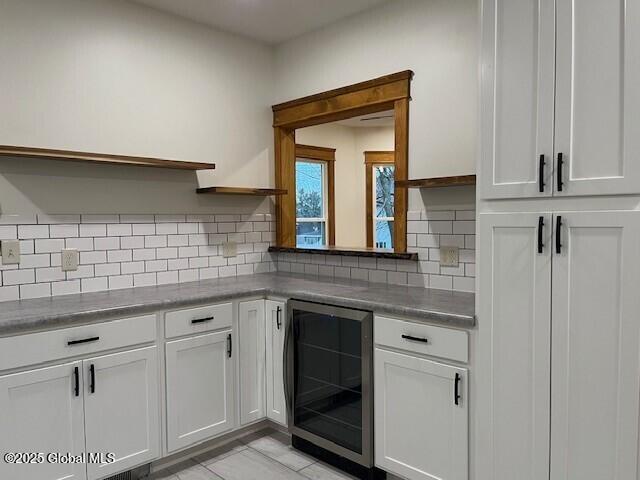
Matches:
[283,314,293,416]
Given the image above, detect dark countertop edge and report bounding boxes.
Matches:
[0,280,475,337]
[268,246,418,261]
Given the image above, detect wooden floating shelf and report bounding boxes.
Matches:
[268,245,418,261]
[196,187,287,196]
[395,175,476,189]
[0,145,215,171]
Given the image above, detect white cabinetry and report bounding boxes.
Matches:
[165,331,235,452]
[238,299,266,425]
[374,316,469,480]
[478,211,640,480]
[0,362,87,480]
[265,300,287,425]
[481,0,640,199]
[84,346,160,480]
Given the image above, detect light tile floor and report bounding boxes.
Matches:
[149,428,358,480]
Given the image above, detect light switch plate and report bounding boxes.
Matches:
[222,242,237,258]
[1,240,20,265]
[440,246,459,267]
[61,249,79,271]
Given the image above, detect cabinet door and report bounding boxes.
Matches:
[480,0,555,199]
[84,346,160,480]
[238,299,266,425]
[477,213,552,480]
[551,211,640,480]
[554,1,640,196]
[166,330,235,452]
[0,362,86,480]
[265,300,287,425]
[374,348,468,480]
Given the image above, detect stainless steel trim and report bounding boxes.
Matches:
[286,299,374,467]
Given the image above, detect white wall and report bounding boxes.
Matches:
[0,0,274,214]
[275,0,479,195]
[297,124,394,247]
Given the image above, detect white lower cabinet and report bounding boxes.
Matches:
[375,348,468,480]
[265,300,286,425]
[84,346,160,480]
[238,300,266,425]
[165,330,235,452]
[0,361,87,480]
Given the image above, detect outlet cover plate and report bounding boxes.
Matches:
[1,240,20,265]
[440,246,460,267]
[222,242,237,258]
[61,249,79,271]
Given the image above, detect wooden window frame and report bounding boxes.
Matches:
[273,70,413,252]
[365,151,395,248]
[295,144,336,246]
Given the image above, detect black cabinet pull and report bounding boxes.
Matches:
[67,336,100,346]
[89,364,95,394]
[538,216,545,254]
[557,153,564,191]
[454,373,461,405]
[226,334,232,358]
[73,366,79,397]
[539,154,545,193]
[276,306,282,330]
[556,216,563,254]
[402,334,429,344]
[191,316,214,324]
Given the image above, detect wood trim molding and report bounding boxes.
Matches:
[365,151,395,248]
[364,151,395,164]
[295,144,336,162]
[273,71,413,129]
[274,71,412,251]
[295,144,336,246]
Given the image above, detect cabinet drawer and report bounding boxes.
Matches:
[165,303,232,339]
[0,315,156,372]
[374,316,468,363]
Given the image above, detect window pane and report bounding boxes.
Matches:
[296,222,325,247]
[375,166,395,218]
[296,161,324,219]
[375,220,394,249]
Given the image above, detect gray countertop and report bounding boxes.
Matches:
[0,272,475,336]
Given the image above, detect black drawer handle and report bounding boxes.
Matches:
[89,364,95,394]
[402,334,429,344]
[227,334,232,358]
[557,153,564,192]
[454,373,461,405]
[538,216,545,254]
[539,154,545,193]
[73,366,79,397]
[67,336,100,346]
[556,215,563,254]
[276,306,282,330]
[191,316,214,324]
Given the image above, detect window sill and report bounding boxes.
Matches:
[268,245,418,261]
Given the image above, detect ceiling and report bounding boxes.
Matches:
[130,0,389,44]
[336,111,395,128]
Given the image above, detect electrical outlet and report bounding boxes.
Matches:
[61,249,79,271]
[1,240,20,265]
[440,246,459,267]
[222,242,237,258]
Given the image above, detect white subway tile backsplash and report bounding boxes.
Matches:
[80,224,106,237]
[145,235,167,248]
[66,265,94,279]
[179,269,199,282]
[3,269,35,285]
[178,223,198,234]
[156,223,178,235]
[51,280,81,296]
[20,282,51,299]
[36,267,65,283]
[37,214,80,224]
[20,254,50,269]
[107,224,132,236]
[80,251,107,264]
[145,259,168,272]
[0,214,36,225]
[120,214,154,223]
[108,249,133,263]
[50,224,78,238]
[0,285,19,301]
[168,235,189,247]
[18,225,49,239]
[82,214,118,224]
[121,261,145,275]
[134,272,156,287]
[0,225,17,240]
[66,237,94,251]
[133,224,156,236]
[157,271,179,285]
[109,275,134,290]
[133,249,156,261]
[94,237,120,251]
[82,277,108,293]
[95,263,121,277]
[121,236,145,249]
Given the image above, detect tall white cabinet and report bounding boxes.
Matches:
[481,0,640,199]
[480,2,640,479]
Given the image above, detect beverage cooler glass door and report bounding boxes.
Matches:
[285,300,373,467]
